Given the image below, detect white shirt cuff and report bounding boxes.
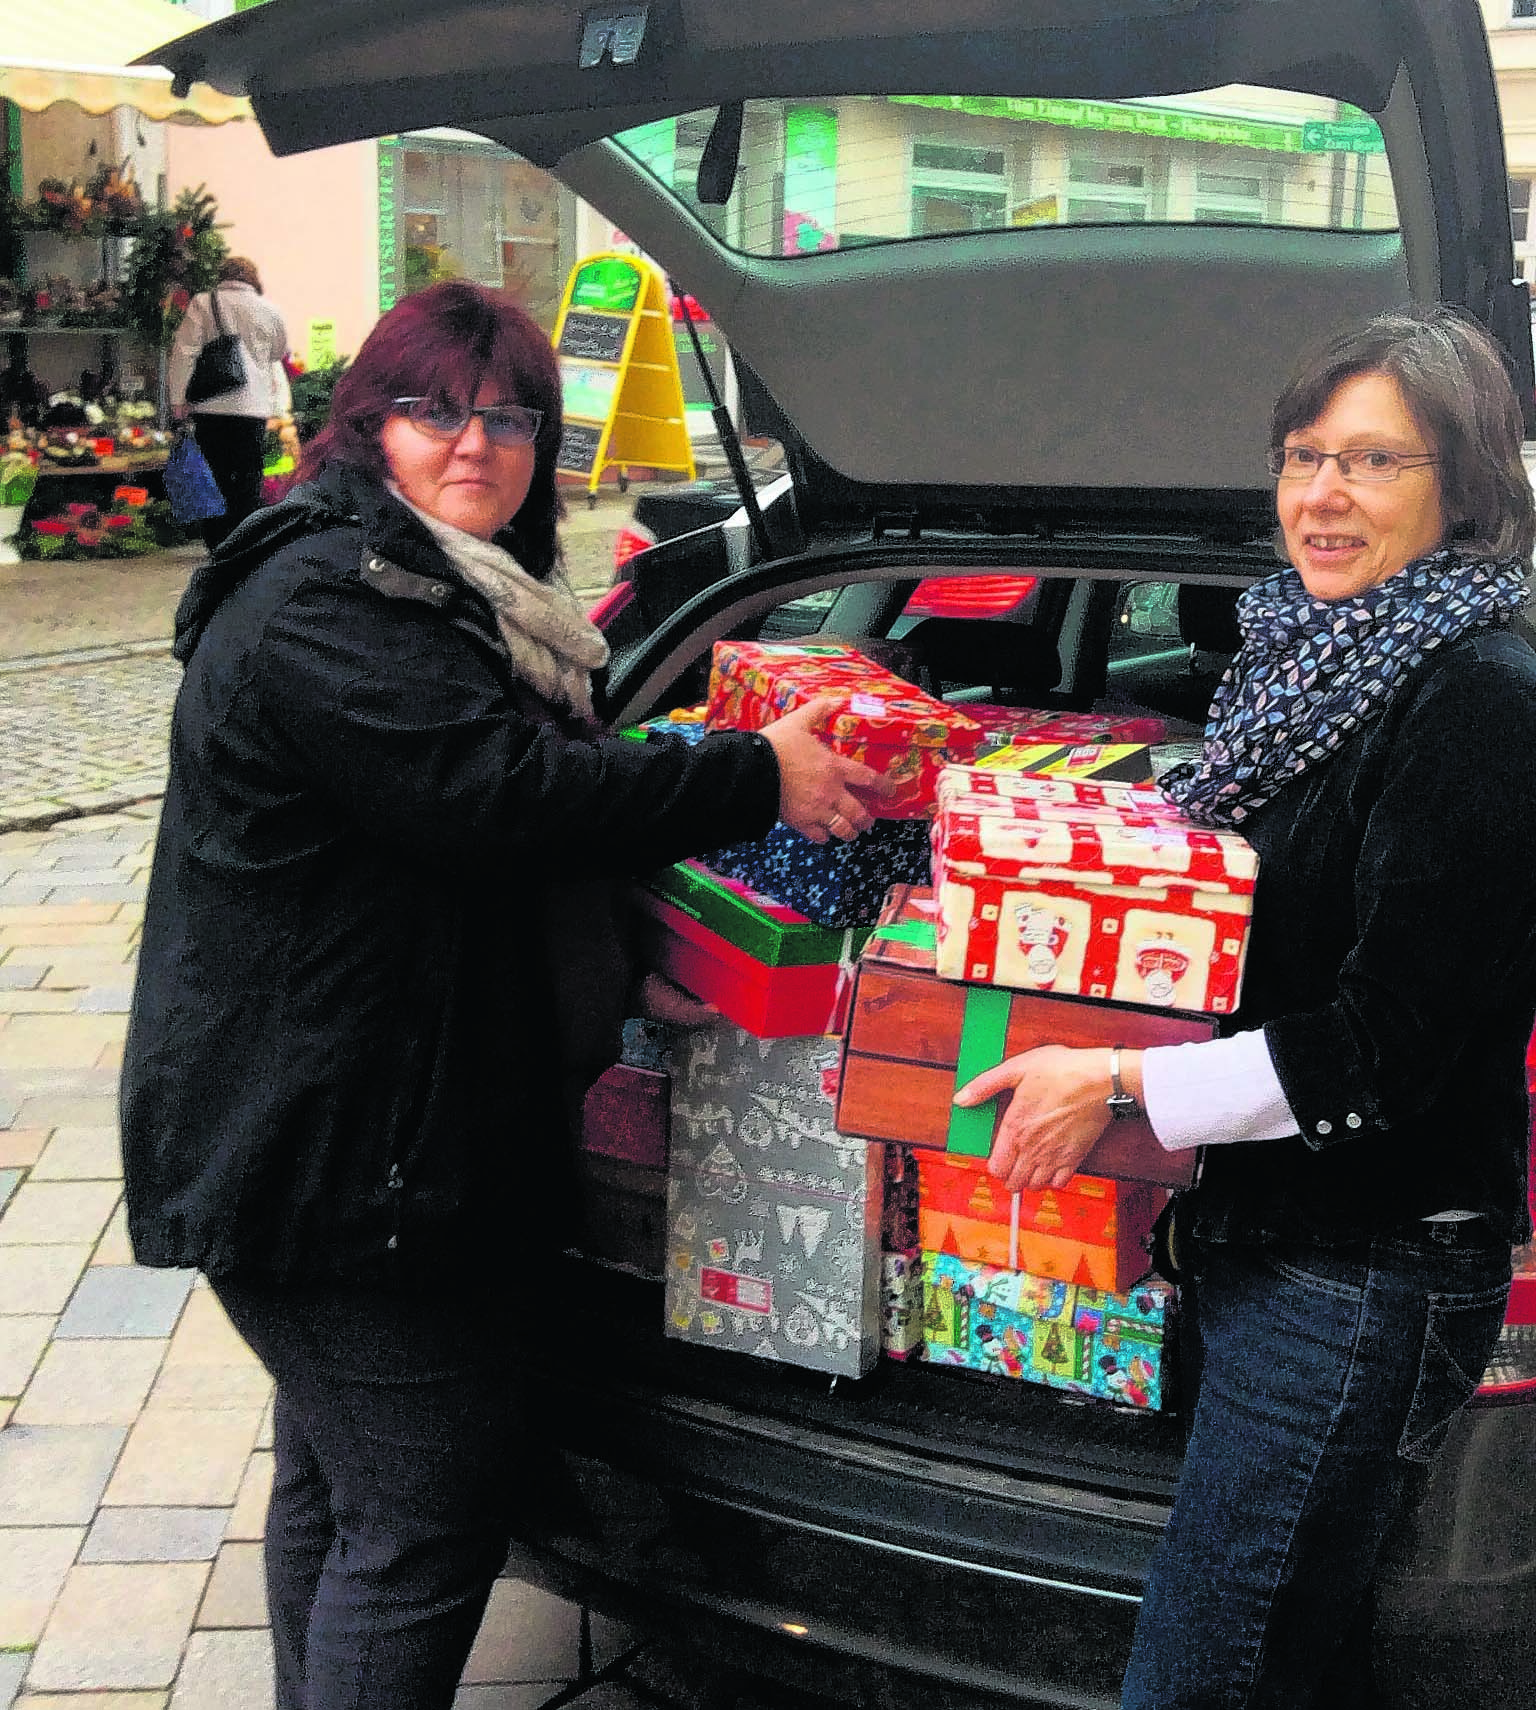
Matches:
[1141,1029,1301,1152]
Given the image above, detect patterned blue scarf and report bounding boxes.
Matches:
[1159,547,1529,827]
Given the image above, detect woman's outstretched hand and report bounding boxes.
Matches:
[636,971,718,1028]
[953,1045,1115,1192]
[760,694,892,841]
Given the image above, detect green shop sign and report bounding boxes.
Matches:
[1300,119,1385,154]
[892,94,1305,154]
[569,256,643,313]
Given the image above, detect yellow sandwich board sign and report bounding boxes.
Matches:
[552,252,696,503]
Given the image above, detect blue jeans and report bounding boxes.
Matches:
[1121,1224,1511,1709]
[212,1278,566,1710]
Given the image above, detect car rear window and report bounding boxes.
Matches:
[616,93,1394,252]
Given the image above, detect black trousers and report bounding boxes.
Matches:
[211,1277,538,1710]
[190,413,267,551]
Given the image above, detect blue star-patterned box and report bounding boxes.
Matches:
[631,714,935,926]
[704,819,933,928]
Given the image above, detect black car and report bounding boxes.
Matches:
[154,5,1536,1705]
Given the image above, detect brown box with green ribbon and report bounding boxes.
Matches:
[835,886,1212,1189]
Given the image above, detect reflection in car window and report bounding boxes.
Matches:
[616,94,1394,254]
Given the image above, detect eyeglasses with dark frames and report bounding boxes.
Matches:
[392,397,543,447]
[1266,445,1439,484]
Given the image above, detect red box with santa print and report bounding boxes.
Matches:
[932,766,1257,1016]
[704,640,984,817]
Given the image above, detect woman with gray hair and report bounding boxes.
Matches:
[954,305,1536,1706]
[168,254,290,548]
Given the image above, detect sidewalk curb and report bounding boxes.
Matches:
[0,791,165,836]
[0,638,175,676]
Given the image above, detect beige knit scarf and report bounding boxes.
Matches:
[390,485,610,719]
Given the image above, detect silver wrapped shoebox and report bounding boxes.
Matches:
[664,1027,884,1377]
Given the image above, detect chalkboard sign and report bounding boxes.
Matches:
[558,420,603,475]
[558,310,629,364]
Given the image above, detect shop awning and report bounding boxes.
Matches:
[0,0,250,124]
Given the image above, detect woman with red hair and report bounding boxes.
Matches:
[122,281,881,1709]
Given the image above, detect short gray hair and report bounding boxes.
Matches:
[1270,305,1535,563]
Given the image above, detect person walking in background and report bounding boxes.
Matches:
[168,256,290,550]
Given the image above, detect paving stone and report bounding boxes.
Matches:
[0,1015,127,1072]
[0,1398,12,1429]
[225,1454,272,1542]
[81,1507,228,1565]
[0,905,121,925]
[0,1132,46,1169]
[161,1289,257,1370]
[91,1203,134,1268]
[15,1695,168,1710]
[31,1127,121,1181]
[26,1561,207,1692]
[0,994,78,1014]
[43,887,145,907]
[0,1182,120,1247]
[0,1425,126,1525]
[462,1579,585,1686]
[75,985,135,1014]
[14,1340,166,1427]
[104,1408,264,1507]
[0,1247,91,1317]
[0,1317,53,1395]
[55,1267,193,1340]
[195,1543,267,1629]
[0,882,53,904]
[0,1171,19,1216]
[0,1527,86,1647]
[0,965,46,991]
[0,1654,28,1707]
[166,1629,273,1710]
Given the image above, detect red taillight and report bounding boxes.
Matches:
[903,574,1039,619]
[612,524,657,573]
[585,581,637,631]
[1474,1265,1536,1404]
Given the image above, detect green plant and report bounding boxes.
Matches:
[122,186,229,350]
[288,356,352,443]
[402,242,458,295]
[0,451,36,507]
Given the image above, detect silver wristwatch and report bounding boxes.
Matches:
[1106,1044,1140,1121]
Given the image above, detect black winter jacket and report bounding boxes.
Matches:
[1190,625,1536,1251]
[120,466,779,1285]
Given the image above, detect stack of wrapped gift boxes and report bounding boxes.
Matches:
[835,760,1258,1408]
[578,639,1257,1411]
[637,642,989,1378]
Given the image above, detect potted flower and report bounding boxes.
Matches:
[0,450,37,564]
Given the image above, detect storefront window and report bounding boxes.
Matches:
[390,138,571,331]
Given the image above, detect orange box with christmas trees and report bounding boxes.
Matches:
[915,1150,1158,1294]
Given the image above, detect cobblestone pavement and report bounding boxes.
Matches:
[0,650,178,833]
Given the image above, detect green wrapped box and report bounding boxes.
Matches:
[644,861,874,968]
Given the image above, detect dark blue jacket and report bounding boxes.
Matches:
[1191,625,1536,1250]
[120,466,778,1285]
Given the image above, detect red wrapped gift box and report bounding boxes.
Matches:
[915,1150,1156,1294]
[705,640,983,817]
[581,1064,669,1168]
[965,705,1167,748]
[636,891,859,1038]
[933,767,1257,1014]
